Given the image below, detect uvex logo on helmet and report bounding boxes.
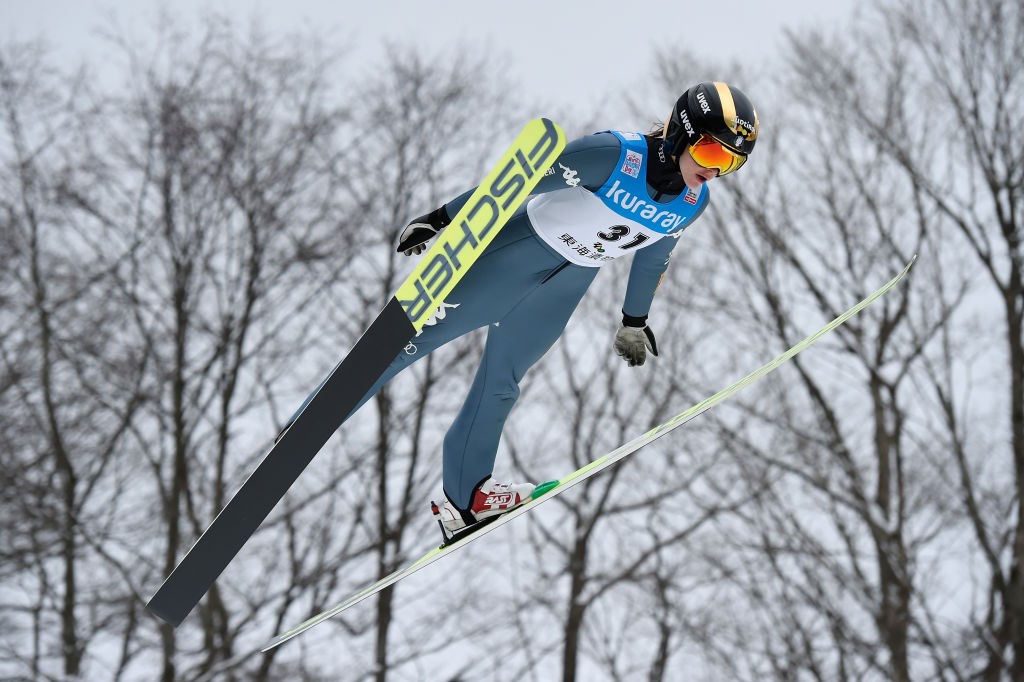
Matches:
[679,110,697,139]
[696,91,712,114]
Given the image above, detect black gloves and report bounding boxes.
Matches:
[396,206,451,256]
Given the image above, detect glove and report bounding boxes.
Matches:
[396,206,450,256]
[613,314,659,367]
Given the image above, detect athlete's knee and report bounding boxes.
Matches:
[491,376,521,402]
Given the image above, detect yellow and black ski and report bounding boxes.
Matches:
[146,118,566,627]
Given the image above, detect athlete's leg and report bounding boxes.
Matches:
[275,299,479,440]
[442,263,598,507]
[278,213,562,434]
[347,215,565,418]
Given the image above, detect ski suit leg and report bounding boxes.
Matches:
[276,305,479,438]
[442,263,598,508]
[296,214,567,426]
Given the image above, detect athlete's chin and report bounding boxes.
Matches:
[683,175,706,191]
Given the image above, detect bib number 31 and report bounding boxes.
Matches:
[597,224,649,251]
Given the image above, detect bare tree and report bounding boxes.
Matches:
[858,3,1024,676]
[612,1,1021,678]
[423,235,752,681]
[0,38,149,680]
[498,20,997,682]
[245,46,530,681]
[752,1,1022,678]
[0,15,367,681]
[21,3,1020,679]
[99,19,361,681]
[0,13,546,679]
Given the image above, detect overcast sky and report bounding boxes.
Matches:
[8,0,855,116]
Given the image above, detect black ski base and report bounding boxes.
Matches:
[430,500,503,548]
[146,297,415,627]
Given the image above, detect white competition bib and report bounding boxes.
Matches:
[527,131,705,267]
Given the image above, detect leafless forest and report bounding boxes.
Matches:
[1,1,1021,680]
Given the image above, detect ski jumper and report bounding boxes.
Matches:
[352,131,709,508]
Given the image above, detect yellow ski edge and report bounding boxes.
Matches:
[264,255,916,651]
[396,118,566,331]
[557,254,918,488]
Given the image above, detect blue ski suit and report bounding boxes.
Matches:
[360,131,708,508]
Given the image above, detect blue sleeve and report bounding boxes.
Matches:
[531,131,620,194]
[622,190,710,319]
[442,132,621,216]
[622,237,678,319]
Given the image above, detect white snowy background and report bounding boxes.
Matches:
[1,0,1020,680]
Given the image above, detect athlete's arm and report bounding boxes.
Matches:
[621,236,678,320]
[398,133,622,255]
[443,132,621,216]
[621,191,710,317]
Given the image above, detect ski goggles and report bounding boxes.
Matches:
[688,135,747,175]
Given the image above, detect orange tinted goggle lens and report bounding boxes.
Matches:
[689,136,746,175]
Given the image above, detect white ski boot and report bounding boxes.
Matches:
[431,476,535,542]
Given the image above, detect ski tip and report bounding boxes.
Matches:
[144,597,187,628]
[531,480,560,499]
[261,637,284,653]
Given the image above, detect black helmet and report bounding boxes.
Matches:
[664,81,759,170]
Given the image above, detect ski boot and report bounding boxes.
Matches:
[430,476,535,546]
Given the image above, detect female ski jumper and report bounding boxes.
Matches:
[291,80,762,532]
